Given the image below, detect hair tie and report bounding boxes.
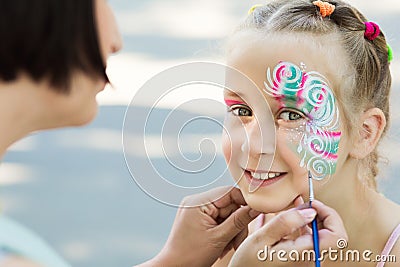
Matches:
[387,44,393,63]
[313,1,335,18]
[248,4,262,15]
[364,22,380,41]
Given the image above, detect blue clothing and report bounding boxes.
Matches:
[0,215,71,267]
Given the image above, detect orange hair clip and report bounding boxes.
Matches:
[313,0,335,17]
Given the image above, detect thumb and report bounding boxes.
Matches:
[215,206,260,241]
[260,208,316,245]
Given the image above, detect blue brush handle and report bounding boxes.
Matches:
[310,201,321,267]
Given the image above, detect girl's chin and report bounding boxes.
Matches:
[244,194,296,214]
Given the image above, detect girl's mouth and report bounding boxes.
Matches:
[243,169,287,188]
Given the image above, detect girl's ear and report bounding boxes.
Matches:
[350,108,386,159]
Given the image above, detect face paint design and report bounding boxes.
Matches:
[224,99,246,106]
[264,61,341,180]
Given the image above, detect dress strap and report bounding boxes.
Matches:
[376,223,400,267]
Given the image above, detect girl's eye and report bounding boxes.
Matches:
[229,105,253,117]
[277,109,305,121]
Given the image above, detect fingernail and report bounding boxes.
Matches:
[249,209,260,218]
[298,209,316,220]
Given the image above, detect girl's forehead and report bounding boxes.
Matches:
[226,31,346,93]
[223,88,282,111]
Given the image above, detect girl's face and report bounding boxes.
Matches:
[47,0,122,127]
[222,33,351,213]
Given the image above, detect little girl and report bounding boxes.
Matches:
[216,0,399,266]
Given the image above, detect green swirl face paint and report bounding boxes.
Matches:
[264,61,341,180]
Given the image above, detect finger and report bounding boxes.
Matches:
[218,203,240,219]
[293,196,312,210]
[273,232,314,252]
[213,187,247,208]
[312,201,346,235]
[213,206,259,241]
[311,200,348,246]
[259,208,316,245]
[293,195,305,207]
[293,195,312,233]
[200,203,219,220]
[232,228,249,250]
[220,242,233,259]
[182,186,237,207]
[299,225,312,236]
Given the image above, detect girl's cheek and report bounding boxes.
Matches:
[276,128,303,166]
[222,130,232,164]
[276,128,310,195]
[277,122,341,180]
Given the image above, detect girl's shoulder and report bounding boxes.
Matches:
[377,223,400,267]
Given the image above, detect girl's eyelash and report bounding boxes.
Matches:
[276,108,307,121]
[225,101,306,120]
[227,104,253,116]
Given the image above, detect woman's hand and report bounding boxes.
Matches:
[229,199,348,267]
[137,186,260,267]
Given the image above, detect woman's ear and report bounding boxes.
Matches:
[349,108,386,159]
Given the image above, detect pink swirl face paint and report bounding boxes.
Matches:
[264,61,341,180]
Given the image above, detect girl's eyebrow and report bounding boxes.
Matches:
[223,89,246,98]
[224,99,245,106]
[223,90,247,105]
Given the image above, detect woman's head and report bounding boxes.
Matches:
[0,0,122,126]
[222,0,391,212]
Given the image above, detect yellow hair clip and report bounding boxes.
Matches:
[248,4,263,15]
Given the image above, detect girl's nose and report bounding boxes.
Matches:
[241,118,275,156]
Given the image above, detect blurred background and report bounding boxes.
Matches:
[0,0,399,266]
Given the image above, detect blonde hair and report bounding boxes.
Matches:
[234,0,392,189]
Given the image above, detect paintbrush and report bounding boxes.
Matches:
[308,170,321,267]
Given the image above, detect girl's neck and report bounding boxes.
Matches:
[318,157,400,255]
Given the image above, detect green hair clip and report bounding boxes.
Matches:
[387,44,393,63]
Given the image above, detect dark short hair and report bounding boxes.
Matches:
[0,0,107,93]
